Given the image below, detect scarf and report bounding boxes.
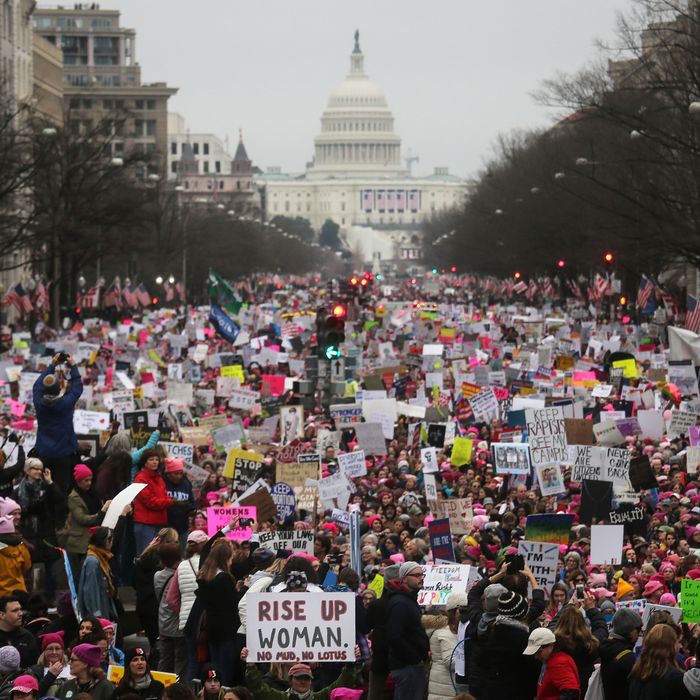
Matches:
[87,544,116,597]
[285,690,312,700]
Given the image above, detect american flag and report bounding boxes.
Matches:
[566,279,584,301]
[79,286,100,310]
[636,275,653,310]
[513,280,527,294]
[593,273,610,300]
[376,190,386,212]
[686,294,700,333]
[281,321,304,337]
[541,277,554,299]
[1,285,20,314]
[103,279,122,310]
[2,283,35,316]
[122,283,138,309]
[32,280,50,314]
[525,279,538,301]
[135,282,151,306]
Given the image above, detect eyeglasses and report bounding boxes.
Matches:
[407,572,424,578]
[292,676,312,681]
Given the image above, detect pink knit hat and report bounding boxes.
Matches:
[74,464,92,482]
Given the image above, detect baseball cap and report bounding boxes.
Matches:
[11,676,39,694]
[523,627,556,655]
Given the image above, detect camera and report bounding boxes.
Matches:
[6,433,18,443]
[57,352,69,363]
[576,584,585,600]
[505,553,525,575]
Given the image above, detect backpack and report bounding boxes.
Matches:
[584,665,605,700]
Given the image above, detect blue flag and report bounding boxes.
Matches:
[209,304,240,344]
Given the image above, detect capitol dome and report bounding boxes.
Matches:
[307,32,408,179]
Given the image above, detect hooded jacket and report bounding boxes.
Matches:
[163,473,195,532]
[0,534,31,596]
[33,365,83,458]
[423,614,457,700]
[385,582,430,670]
[599,633,636,699]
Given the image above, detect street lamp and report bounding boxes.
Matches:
[554,172,566,180]
[110,157,124,167]
[41,127,57,137]
[155,276,163,285]
[168,275,175,284]
[689,102,700,116]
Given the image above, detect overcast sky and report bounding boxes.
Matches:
[98,0,634,178]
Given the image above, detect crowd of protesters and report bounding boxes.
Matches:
[0,271,696,700]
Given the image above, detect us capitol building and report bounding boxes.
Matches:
[255,32,466,270]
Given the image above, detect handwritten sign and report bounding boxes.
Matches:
[417,564,473,606]
[337,450,367,478]
[206,505,256,541]
[525,407,567,466]
[682,579,700,623]
[257,530,314,554]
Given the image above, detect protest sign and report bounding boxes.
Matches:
[417,564,473,606]
[667,410,699,438]
[468,388,499,423]
[682,579,700,623]
[524,514,574,545]
[159,441,194,463]
[641,603,682,629]
[179,427,210,446]
[609,505,646,536]
[602,448,631,486]
[525,407,567,466]
[293,485,318,512]
[337,450,367,478]
[428,518,455,562]
[590,524,624,565]
[330,404,363,428]
[206,505,256,541]
[270,482,296,522]
[317,472,353,510]
[420,447,439,474]
[225,448,264,494]
[450,437,473,467]
[277,460,319,487]
[212,423,245,452]
[424,473,438,513]
[535,463,565,496]
[102,483,147,529]
[687,447,700,475]
[517,540,559,598]
[108,666,176,687]
[593,421,625,447]
[246,592,355,663]
[73,410,111,434]
[354,422,387,455]
[629,455,658,491]
[492,443,530,474]
[239,488,277,523]
[229,387,261,411]
[437,498,473,534]
[278,439,307,464]
[570,445,603,482]
[258,530,314,554]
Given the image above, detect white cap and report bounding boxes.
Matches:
[523,627,556,655]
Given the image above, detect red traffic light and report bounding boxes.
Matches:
[152,297,159,305]
[557,259,565,268]
[360,278,368,286]
[332,304,347,318]
[514,271,521,279]
[350,277,358,285]
[604,252,614,263]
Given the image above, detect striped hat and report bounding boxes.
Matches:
[497,590,528,619]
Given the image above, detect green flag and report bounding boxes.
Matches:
[208,269,242,315]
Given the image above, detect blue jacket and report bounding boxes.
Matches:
[77,553,117,620]
[164,473,195,532]
[33,365,83,457]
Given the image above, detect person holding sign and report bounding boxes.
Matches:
[133,450,174,556]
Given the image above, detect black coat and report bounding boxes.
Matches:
[196,571,241,643]
[385,586,430,670]
[600,635,636,700]
[482,617,541,700]
[113,677,165,700]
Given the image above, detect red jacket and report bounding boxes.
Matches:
[133,469,173,525]
[538,651,580,700]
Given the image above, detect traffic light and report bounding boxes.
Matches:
[557,259,566,269]
[604,252,614,264]
[316,305,346,359]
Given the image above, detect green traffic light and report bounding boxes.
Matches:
[325,345,341,360]
[432,268,438,274]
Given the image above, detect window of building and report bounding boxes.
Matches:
[69,98,80,109]
[61,35,88,64]
[203,143,209,155]
[203,162,209,173]
[171,142,177,155]
[115,100,124,109]
[103,99,113,110]
[171,162,177,174]
[134,99,145,110]
[215,161,221,173]
[193,143,199,155]
[146,99,156,110]
[145,120,156,137]
[96,75,120,87]
[284,201,289,212]
[91,18,113,28]
[134,119,144,137]
[82,99,92,109]
[220,181,224,189]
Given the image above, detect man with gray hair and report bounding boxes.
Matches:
[385,561,430,700]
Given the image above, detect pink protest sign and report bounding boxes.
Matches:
[206,505,256,541]
[262,375,286,396]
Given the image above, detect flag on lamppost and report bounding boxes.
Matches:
[209,303,240,344]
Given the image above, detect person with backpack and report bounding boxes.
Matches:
[598,607,642,699]
[153,542,186,678]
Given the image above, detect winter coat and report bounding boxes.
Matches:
[0,534,31,595]
[0,626,38,667]
[628,668,692,700]
[78,553,117,620]
[195,570,241,643]
[133,468,172,526]
[33,364,83,458]
[14,477,64,561]
[134,549,160,620]
[385,585,430,670]
[174,554,199,630]
[599,634,636,700]
[537,650,580,700]
[423,614,457,700]
[245,664,355,700]
[237,570,274,634]
[113,676,165,700]
[154,568,181,638]
[0,446,24,499]
[64,488,105,555]
[482,616,541,700]
[56,676,114,700]
[164,474,195,532]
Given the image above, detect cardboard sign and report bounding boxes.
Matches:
[526,407,568,466]
[317,472,354,510]
[108,666,176,687]
[354,422,387,455]
[277,461,320,487]
[420,447,439,474]
[270,482,296,522]
[417,564,473,606]
[571,445,603,482]
[179,426,210,446]
[102,483,147,529]
[239,488,277,523]
[337,450,367,478]
[159,441,194,463]
[564,418,595,446]
[257,530,314,554]
[437,498,473,535]
[609,505,646,536]
[206,505,256,541]
[73,410,111,434]
[603,447,630,486]
[229,387,261,411]
[428,518,455,562]
[246,592,355,662]
[518,540,559,599]
[468,388,499,423]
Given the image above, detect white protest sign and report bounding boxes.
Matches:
[667,410,699,439]
[246,592,355,663]
[330,404,363,428]
[73,410,111,434]
[317,472,353,510]
[420,447,439,474]
[570,445,603,482]
[602,447,631,486]
[687,446,700,475]
[593,420,625,446]
[525,407,568,466]
[518,540,559,599]
[102,483,147,529]
[337,450,367,478]
[424,474,438,511]
[641,603,682,630]
[160,441,195,463]
[257,530,314,554]
[229,387,260,410]
[216,376,240,397]
[437,498,473,534]
[590,524,624,565]
[637,409,665,440]
[417,564,473,606]
[468,388,499,423]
